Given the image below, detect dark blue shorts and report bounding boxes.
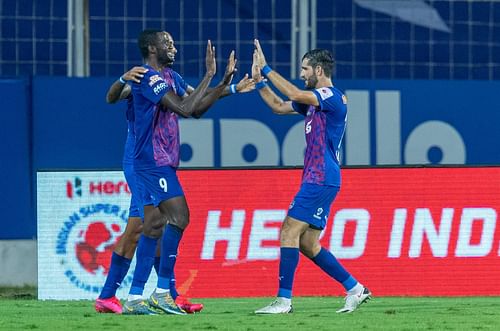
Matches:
[287,183,339,230]
[135,166,184,208]
[123,162,154,219]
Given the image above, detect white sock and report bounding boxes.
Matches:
[277,297,292,305]
[127,294,143,302]
[155,287,170,294]
[347,283,364,295]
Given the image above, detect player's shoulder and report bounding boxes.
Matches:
[170,69,185,83]
[140,64,161,81]
[314,86,334,101]
[314,86,347,107]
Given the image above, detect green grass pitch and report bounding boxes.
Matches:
[0,287,499,330]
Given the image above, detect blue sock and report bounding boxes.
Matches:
[129,235,157,295]
[154,256,161,275]
[154,255,179,299]
[277,247,299,299]
[311,247,357,291]
[99,252,131,299]
[157,224,183,289]
[170,273,179,299]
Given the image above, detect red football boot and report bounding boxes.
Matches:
[95,296,123,314]
[175,296,204,314]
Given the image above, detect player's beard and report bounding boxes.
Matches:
[165,52,175,68]
[158,52,174,68]
[304,73,318,90]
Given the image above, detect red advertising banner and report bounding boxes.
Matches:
[172,167,500,298]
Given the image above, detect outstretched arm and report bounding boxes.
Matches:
[106,66,148,103]
[191,50,238,118]
[159,40,218,118]
[185,73,255,99]
[251,50,295,115]
[254,39,318,106]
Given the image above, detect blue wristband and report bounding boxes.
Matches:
[119,76,126,84]
[256,80,267,90]
[262,65,272,76]
[230,84,237,94]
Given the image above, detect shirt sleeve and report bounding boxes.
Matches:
[291,101,309,116]
[312,87,336,112]
[172,71,188,97]
[140,70,171,104]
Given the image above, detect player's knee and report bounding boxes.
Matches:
[299,245,314,258]
[143,220,163,239]
[280,223,297,243]
[300,241,321,258]
[169,216,189,230]
[150,222,165,238]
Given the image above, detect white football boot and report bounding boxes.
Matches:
[255,297,293,314]
[336,286,372,313]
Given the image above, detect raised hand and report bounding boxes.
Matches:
[252,50,263,81]
[205,40,216,77]
[122,66,148,83]
[253,39,268,68]
[222,50,237,85]
[235,74,255,93]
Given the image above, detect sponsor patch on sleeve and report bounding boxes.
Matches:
[316,87,333,100]
[148,74,163,86]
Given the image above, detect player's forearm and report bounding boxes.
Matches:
[178,73,214,117]
[192,83,227,118]
[106,80,126,104]
[203,85,230,99]
[265,70,302,102]
[258,87,287,114]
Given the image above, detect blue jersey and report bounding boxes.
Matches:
[291,86,347,186]
[123,68,187,167]
[132,65,187,170]
[123,93,135,166]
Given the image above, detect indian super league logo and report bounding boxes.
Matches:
[55,204,130,293]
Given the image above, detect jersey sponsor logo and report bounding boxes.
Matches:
[153,82,167,95]
[316,87,333,100]
[148,74,163,86]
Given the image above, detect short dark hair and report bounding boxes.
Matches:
[301,49,335,77]
[138,29,162,58]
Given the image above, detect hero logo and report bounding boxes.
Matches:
[55,204,131,293]
[89,180,130,195]
[201,207,498,261]
[66,178,130,197]
[66,177,82,199]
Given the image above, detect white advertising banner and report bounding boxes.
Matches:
[37,171,157,300]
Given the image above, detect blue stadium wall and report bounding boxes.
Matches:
[1,77,500,239]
